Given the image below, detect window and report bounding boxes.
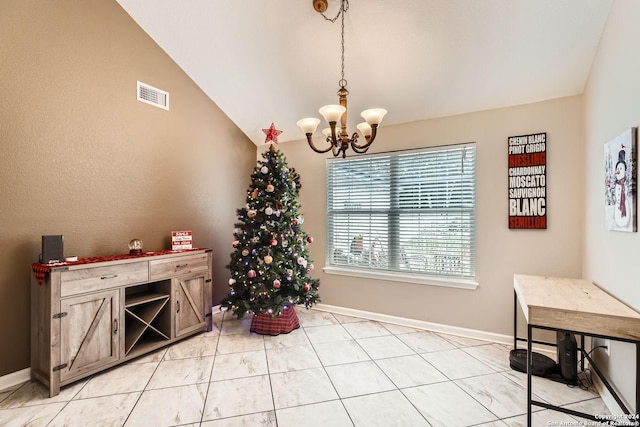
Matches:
[325,143,476,287]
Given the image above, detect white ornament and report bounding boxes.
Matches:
[261,166,269,174]
[229,278,236,285]
[265,207,273,215]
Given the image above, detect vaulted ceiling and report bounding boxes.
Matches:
[116,0,612,145]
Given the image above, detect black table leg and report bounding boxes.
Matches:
[514,291,518,350]
[527,323,533,427]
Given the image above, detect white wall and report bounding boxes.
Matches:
[268,94,584,337]
[583,0,640,412]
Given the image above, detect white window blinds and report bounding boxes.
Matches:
[326,143,476,279]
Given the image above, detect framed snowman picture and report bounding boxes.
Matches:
[604,127,637,232]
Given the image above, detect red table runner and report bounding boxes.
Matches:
[31,248,204,285]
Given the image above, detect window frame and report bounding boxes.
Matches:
[324,143,478,290]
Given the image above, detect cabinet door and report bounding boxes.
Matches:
[174,275,206,338]
[59,289,120,382]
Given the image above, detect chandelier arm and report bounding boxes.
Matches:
[331,144,341,157]
[350,142,371,154]
[329,121,340,142]
[350,125,379,150]
[327,131,341,157]
[305,134,337,154]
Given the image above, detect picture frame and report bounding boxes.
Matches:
[604,127,637,232]
[508,132,547,229]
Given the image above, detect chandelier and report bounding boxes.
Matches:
[297,0,387,159]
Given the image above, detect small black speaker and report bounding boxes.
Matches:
[41,235,64,264]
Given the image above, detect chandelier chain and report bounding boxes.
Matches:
[321,0,349,88]
[320,0,349,23]
[340,0,346,87]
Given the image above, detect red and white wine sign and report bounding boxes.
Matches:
[508,132,547,229]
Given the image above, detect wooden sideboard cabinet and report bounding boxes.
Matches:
[31,249,213,397]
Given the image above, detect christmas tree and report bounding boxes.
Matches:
[221,145,320,319]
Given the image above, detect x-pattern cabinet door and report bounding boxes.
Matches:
[174,275,206,338]
[59,289,120,382]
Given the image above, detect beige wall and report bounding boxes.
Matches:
[0,0,255,376]
[583,0,640,411]
[269,94,584,336]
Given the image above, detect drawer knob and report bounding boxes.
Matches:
[100,274,118,280]
[175,264,188,269]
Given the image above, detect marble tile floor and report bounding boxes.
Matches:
[0,308,612,427]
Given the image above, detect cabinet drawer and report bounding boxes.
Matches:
[61,262,149,297]
[149,254,208,280]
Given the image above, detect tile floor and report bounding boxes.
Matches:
[0,308,612,426]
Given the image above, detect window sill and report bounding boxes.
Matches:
[322,266,479,290]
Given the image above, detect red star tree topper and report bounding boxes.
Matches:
[262,123,283,144]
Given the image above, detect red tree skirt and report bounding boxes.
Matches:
[250,306,300,336]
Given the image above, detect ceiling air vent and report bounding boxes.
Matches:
[137,81,169,110]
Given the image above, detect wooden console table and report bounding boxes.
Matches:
[513,274,640,425]
[31,249,213,397]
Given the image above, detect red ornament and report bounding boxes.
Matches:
[307,236,314,244]
[248,270,256,278]
[262,123,283,144]
[273,279,281,288]
[270,238,278,246]
[232,240,239,248]
[303,283,311,292]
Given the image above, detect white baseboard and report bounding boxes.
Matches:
[0,368,30,392]
[314,303,514,345]
[592,370,633,416]
[594,377,618,415]
[312,303,566,359]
